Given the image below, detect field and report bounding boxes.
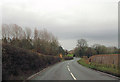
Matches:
[78,58,120,77]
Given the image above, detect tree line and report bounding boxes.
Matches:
[2,24,65,56]
[74,39,119,57]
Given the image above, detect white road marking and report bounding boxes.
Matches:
[67,67,70,72]
[70,73,77,80]
[67,65,77,80]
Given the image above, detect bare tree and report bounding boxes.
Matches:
[77,39,88,48]
[39,28,50,42]
[2,24,10,39]
[2,24,61,56]
[25,27,32,39]
[34,28,38,40]
[2,24,7,39]
[9,24,23,39]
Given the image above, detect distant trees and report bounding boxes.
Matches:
[2,24,65,56]
[74,39,118,57]
[25,27,32,39]
[92,44,118,54]
[77,39,88,48]
[74,39,88,57]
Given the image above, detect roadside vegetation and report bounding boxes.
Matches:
[74,39,120,77]
[67,54,73,57]
[63,54,74,60]
[73,39,119,57]
[2,24,65,80]
[2,24,120,80]
[63,56,73,60]
[2,43,61,80]
[2,24,65,56]
[78,58,120,77]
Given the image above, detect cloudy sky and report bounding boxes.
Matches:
[2,0,119,50]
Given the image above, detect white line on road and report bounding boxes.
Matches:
[67,67,70,72]
[70,73,77,80]
[67,65,77,80]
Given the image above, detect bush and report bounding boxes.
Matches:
[64,56,73,60]
[2,43,61,80]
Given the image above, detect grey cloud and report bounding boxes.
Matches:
[2,0,118,50]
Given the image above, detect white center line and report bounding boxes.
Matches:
[67,67,70,72]
[66,65,77,80]
[70,73,77,80]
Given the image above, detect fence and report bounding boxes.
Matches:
[89,54,120,67]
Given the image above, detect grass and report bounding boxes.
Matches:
[63,54,74,60]
[77,58,120,77]
[67,54,73,57]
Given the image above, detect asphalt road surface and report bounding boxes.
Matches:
[31,58,118,80]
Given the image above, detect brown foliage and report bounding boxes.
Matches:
[64,56,73,60]
[2,43,61,80]
[89,54,120,68]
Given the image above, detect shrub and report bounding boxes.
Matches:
[2,43,61,80]
[64,56,73,60]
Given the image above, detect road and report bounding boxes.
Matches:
[31,58,118,80]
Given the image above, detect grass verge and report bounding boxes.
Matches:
[67,54,73,57]
[77,58,120,78]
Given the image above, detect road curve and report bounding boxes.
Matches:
[31,58,118,80]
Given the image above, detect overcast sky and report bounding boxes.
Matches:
[2,0,119,50]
